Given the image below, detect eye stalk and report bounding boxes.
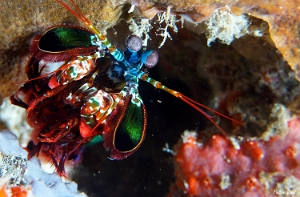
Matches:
[141,50,159,68]
[124,35,159,70]
[125,35,142,52]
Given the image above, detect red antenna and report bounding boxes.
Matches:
[139,74,243,142]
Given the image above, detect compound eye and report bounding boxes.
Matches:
[125,35,142,52]
[141,50,159,68]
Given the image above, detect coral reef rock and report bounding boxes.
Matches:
[0,130,87,197]
[170,116,300,197]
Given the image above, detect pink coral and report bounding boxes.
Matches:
[171,118,300,197]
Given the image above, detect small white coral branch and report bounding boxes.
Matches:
[205,9,250,46]
[155,6,183,48]
[128,6,182,48]
[128,18,153,47]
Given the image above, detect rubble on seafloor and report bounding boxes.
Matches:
[0,0,299,197]
[0,130,87,197]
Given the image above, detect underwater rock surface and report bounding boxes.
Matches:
[0,130,86,197]
[170,113,300,196]
[0,0,299,197]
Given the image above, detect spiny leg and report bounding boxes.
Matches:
[85,87,129,135]
[68,88,129,156]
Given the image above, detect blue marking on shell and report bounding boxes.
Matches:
[90,35,97,45]
[125,50,141,65]
[111,50,124,61]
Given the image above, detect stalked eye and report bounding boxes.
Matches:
[125,35,142,52]
[141,50,159,68]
